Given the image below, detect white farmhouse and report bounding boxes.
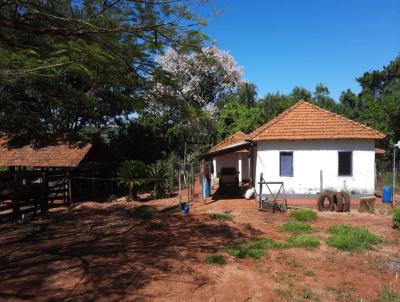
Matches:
[207,100,385,195]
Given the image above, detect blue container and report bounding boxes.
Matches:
[201,177,210,198]
[383,186,393,203]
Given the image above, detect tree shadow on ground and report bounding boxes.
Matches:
[0,204,246,301]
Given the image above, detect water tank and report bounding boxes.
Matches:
[382,186,392,203]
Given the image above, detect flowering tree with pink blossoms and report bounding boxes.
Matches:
[152,46,244,112]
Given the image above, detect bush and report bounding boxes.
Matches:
[327,225,381,251]
[393,208,400,229]
[132,205,156,220]
[287,235,320,248]
[280,221,312,234]
[291,209,317,222]
[207,213,233,221]
[205,254,227,265]
[147,160,170,199]
[117,160,146,200]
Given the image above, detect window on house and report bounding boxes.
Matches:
[338,151,352,176]
[280,151,293,177]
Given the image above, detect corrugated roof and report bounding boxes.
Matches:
[250,100,385,141]
[208,131,248,153]
[0,137,92,167]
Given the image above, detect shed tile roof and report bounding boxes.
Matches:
[208,131,248,153]
[249,100,385,141]
[0,137,92,167]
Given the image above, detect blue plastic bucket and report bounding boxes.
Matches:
[382,186,392,203]
[201,177,210,198]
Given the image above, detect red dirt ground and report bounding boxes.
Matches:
[0,184,399,302]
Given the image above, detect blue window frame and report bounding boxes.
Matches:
[280,151,293,177]
[338,151,352,176]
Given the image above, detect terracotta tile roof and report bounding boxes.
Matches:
[250,100,385,141]
[208,131,248,153]
[0,137,92,167]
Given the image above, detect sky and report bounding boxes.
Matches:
[202,0,400,100]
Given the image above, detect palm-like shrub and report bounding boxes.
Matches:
[117,160,146,200]
[147,160,169,199]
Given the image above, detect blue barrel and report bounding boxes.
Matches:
[383,186,393,203]
[201,177,210,198]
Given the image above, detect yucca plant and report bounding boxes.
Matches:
[117,160,146,200]
[147,160,169,199]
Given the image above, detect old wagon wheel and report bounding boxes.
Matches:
[318,193,334,211]
[332,192,344,212]
[340,191,351,212]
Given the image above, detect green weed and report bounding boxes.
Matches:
[205,254,227,265]
[393,208,400,230]
[379,286,400,302]
[303,288,321,301]
[291,209,317,222]
[287,235,320,249]
[327,224,381,251]
[280,221,312,234]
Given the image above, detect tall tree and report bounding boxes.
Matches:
[216,101,263,139]
[0,0,208,142]
[290,86,312,102]
[151,46,243,114]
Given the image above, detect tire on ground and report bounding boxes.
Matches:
[340,191,351,212]
[318,193,334,211]
[332,192,344,212]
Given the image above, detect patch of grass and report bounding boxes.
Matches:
[227,245,267,259]
[327,224,382,251]
[291,209,317,222]
[379,286,400,302]
[393,208,400,230]
[227,238,284,259]
[207,212,233,221]
[275,288,291,298]
[303,288,321,301]
[227,236,320,259]
[205,254,227,265]
[132,205,157,220]
[280,221,312,234]
[287,235,320,249]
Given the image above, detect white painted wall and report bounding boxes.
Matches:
[255,140,375,194]
[215,152,250,182]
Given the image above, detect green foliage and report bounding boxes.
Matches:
[327,225,382,251]
[205,254,227,265]
[132,205,157,220]
[0,0,207,140]
[290,209,317,222]
[393,208,400,229]
[216,101,264,139]
[147,160,169,199]
[379,286,400,302]
[287,235,320,249]
[117,160,146,200]
[207,213,233,221]
[280,221,312,234]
